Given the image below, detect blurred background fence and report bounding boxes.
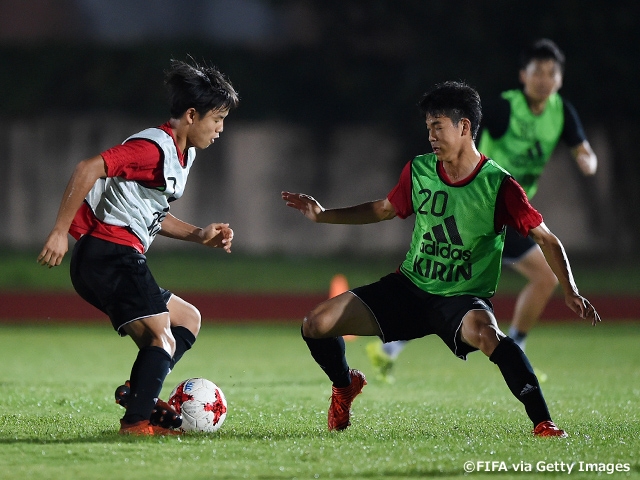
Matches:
[1,0,638,258]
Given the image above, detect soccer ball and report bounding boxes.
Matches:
[168,378,227,432]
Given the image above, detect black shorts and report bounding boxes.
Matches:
[502,225,537,263]
[70,235,171,336]
[351,272,494,360]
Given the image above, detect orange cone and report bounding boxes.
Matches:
[329,273,349,298]
[329,274,357,342]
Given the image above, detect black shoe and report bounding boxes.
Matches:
[115,380,182,429]
[115,381,131,408]
[150,399,183,429]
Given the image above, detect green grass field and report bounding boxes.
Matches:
[0,322,638,479]
[4,249,640,295]
[1,250,638,478]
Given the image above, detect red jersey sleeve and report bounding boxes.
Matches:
[99,122,181,187]
[387,160,414,219]
[100,139,164,187]
[495,177,543,236]
[70,122,180,253]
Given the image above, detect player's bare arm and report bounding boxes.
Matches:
[281,191,396,224]
[571,140,597,176]
[37,155,108,268]
[159,214,233,253]
[529,222,601,326]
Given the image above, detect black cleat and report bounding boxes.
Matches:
[115,381,131,408]
[150,399,183,429]
[115,380,182,429]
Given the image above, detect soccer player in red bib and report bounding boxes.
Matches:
[38,58,239,435]
[282,81,600,437]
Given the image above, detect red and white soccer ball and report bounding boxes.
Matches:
[168,378,227,432]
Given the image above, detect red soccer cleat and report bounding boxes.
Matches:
[533,420,568,438]
[118,419,180,436]
[328,369,367,431]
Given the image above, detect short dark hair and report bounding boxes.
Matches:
[165,57,239,118]
[418,81,482,140]
[519,38,565,72]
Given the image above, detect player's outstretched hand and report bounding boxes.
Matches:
[200,223,234,253]
[281,191,325,222]
[565,294,601,326]
[37,231,69,268]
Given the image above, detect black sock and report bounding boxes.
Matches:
[489,336,551,426]
[302,329,351,387]
[170,326,197,370]
[508,326,527,344]
[123,346,172,424]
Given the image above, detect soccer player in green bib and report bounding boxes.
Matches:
[373,39,598,378]
[282,81,600,437]
[479,38,597,351]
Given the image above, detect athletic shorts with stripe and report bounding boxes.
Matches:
[70,235,172,336]
[351,272,494,360]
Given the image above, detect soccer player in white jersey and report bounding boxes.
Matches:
[38,58,239,435]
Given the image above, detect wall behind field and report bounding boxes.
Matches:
[0,0,637,256]
[1,115,620,256]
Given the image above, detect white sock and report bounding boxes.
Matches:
[508,326,527,352]
[382,340,408,360]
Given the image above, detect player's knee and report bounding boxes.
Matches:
[533,268,559,291]
[302,310,328,338]
[545,271,559,289]
[461,313,502,356]
[172,303,201,338]
[302,315,318,338]
[169,296,202,337]
[183,303,202,337]
[476,326,502,356]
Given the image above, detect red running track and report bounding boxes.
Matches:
[0,292,638,323]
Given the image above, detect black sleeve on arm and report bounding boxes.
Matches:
[481,97,511,139]
[561,99,588,148]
